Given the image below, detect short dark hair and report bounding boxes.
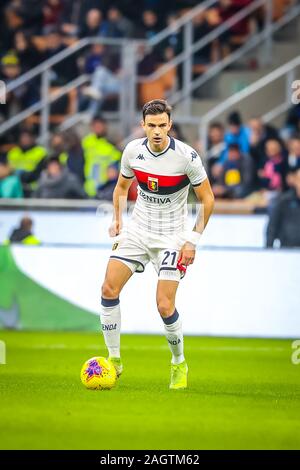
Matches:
[20,216,33,231]
[92,115,107,124]
[227,111,242,126]
[19,130,34,137]
[142,99,172,121]
[46,154,61,166]
[209,121,224,131]
[228,143,240,152]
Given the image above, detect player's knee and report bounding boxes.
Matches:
[157,298,174,318]
[101,282,120,300]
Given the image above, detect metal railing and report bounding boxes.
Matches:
[123,1,300,147]
[139,0,271,92]
[0,0,299,142]
[0,37,144,142]
[171,0,300,108]
[0,74,89,137]
[0,0,219,141]
[199,55,300,152]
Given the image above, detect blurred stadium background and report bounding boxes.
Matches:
[0,0,300,450]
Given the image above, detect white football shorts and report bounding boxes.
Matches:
[109,225,187,282]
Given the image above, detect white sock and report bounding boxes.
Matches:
[100,297,121,358]
[162,309,185,365]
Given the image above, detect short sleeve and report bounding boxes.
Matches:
[185,148,207,186]
[120,144,134,179]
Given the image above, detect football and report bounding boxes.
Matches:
[80,357,117,390]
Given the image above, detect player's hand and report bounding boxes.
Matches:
[178,242,196,266]
[109,220,122,237]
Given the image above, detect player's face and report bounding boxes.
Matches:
[142,113,172,152]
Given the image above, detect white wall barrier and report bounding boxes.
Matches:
[11,245,300,338]
[0,211,268,248]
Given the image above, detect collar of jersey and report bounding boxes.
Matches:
[142,136,175,157]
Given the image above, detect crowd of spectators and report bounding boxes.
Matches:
[0,115,122,200]
[205,107,300,202]
[0,0,294,142]
[1,105,300,207]
[1,105,300,248]
[201,106,300,248]
[0,1,299,247]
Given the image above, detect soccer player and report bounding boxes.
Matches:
[100,99,214,389]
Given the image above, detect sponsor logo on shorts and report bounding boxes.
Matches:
[147,177,159,192]
[112,242,119,251]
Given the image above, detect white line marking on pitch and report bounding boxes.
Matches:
[31,344,286,352]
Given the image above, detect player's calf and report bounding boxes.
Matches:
[100,297,121,359]
[159,309,188,390]
[160,309,185,365]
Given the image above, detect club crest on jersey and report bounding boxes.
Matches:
[147,176,159,192]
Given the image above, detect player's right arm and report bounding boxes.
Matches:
[109,143,135,237]
[109,174,133,237]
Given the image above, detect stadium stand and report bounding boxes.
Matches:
[0,0,299,214]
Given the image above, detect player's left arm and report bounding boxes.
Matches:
[179,146,215,266]
[179,178,214,266]
[192,178,215,233]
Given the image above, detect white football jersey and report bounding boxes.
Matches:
[121,136,207,235]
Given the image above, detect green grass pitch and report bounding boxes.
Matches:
[0,331,300,450]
